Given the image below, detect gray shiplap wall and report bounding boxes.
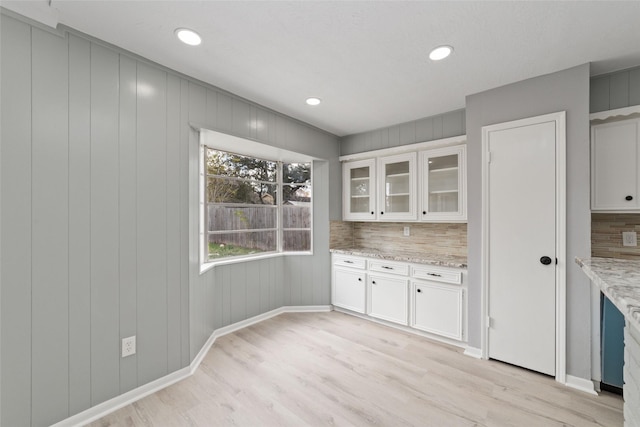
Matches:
[0,12,340,427]
[590,65,640,112]
[340,109,465,155]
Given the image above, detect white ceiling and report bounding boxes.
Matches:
[3,1,640,137]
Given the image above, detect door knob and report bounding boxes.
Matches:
[540,256,552,265]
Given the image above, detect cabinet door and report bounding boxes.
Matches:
[343,159,377,221]
[411,281,463,340]
[332,268,366,313]
[377,153,417,221]
[591,119,640,210]
[367,274,408,325]
[420,145,466,221]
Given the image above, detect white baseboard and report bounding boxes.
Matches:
[464,346,483,359]
[53,305,332,427]
[565,374,598,395]
[51,367,191,427]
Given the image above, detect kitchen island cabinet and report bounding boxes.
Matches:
[576,257,640,426]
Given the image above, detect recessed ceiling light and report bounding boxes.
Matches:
[429,45,453,61]
[306,97,322,106]
[175,28,202,46]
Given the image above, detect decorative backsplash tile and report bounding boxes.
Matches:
[330,220,467,258]
[592,213,640,259]
[330,221,355,249]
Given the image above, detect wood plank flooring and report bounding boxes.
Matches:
[90,311,623,426]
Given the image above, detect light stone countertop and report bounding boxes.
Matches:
[330,247,467,269]
[576,256,640,331]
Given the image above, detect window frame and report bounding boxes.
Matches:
[199,142,313,272]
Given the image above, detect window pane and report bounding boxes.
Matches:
[283,184,311,203]
[207,149,277,182]
[283,230,311,252]
[207,177,277,205]
[208,205,277,231]
[283,163,311,184]
[208,231,277,259]
[282,205,311,229]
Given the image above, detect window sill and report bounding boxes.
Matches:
[200,251,314,275]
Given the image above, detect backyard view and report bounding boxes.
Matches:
[205,148,311,260]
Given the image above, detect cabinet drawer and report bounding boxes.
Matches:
[333,255,366,269]
[411,265,461,284]
[368,260,409,276]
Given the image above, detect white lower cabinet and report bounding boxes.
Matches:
[331,253,467,343]
[367,274,409,325]
[411,281,463,340]
[332,256,367,313]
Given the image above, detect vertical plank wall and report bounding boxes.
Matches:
[340,109,466,155]
[0,12,340,427]
[590,65,640,113]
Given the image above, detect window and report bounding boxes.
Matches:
[201,145,312,264]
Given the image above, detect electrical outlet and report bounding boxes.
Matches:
[623,231,637,247]
[403,226,410,237]
[122,336,136,357]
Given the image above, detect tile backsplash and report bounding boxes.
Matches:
[592,213,640,259]
[330,220,467,257]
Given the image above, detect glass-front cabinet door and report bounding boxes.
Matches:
[343,159,377,220]
[419,145,466,221]
[377,152,417,221]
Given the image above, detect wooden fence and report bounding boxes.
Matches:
[208,205,311,251]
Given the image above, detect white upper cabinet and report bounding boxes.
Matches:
[377,152,417,221]
[419,145,466,222]
[342,159,377,220]
[591,118,640,211]
[340,137,467,222]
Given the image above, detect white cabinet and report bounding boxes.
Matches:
[377,152,417,221]
[367,259,410,326]
[411,281,463,340]
[340,139,466,222]
[331,252,467,343]
[419,145,466,221]
[342,159,377,220]
[591,118,640,211]
[332,255,367,313]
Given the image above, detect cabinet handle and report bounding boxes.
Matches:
[381,266,393,270]
[427,273,442,277]
[380,211,384,215]
[358,278,362,281]
[626,195,634,201]
[422,211,427,215]
[372,280,376,284]
[343,260,354,264]
[371,211,375,215]
[417,288,422,293]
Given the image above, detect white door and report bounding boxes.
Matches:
[485,117,559,376]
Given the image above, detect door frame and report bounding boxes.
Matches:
[480,111,567,384]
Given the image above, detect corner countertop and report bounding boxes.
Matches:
[330,247,467,269]
[576,256,640,330]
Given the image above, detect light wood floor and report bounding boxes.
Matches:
[90,311,623,427]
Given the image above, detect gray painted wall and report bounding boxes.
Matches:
[340,109,466,155]
[466,64,592,379]
[0,12,340,427]
[590,65,640,113]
